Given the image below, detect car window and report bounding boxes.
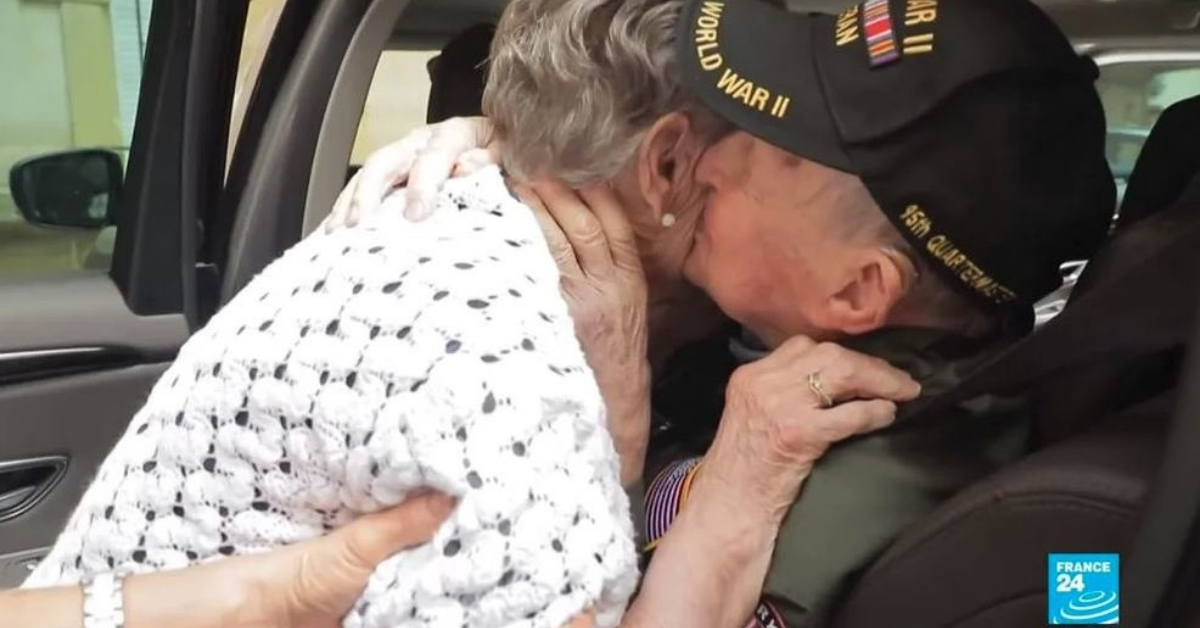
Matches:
[351,48,440,166]
[229,2,437,177]
[0,0,152,277]
[228,0,287,169]
[1095,60,1200,203]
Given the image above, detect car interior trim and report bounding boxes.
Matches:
[0,456,70,524]
[222,0,378,304]
[1091,50,1200,66]
[301,0,417,237]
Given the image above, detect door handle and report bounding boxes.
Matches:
[0,456,68,523]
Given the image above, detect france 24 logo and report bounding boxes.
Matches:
[1048,554,1120,625]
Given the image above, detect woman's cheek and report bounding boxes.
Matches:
[649,225,701,284]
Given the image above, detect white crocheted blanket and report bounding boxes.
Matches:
[24,167,638,628]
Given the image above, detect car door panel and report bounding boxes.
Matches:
[0,274,186,588]
[0,274,187,363]
[0,364,170,586]
[0,0,250,585]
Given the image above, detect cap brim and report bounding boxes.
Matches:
[679,0,853,172]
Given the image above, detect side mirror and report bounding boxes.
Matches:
[8,149,124,230]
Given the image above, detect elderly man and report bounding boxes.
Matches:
[331,0,1115,625]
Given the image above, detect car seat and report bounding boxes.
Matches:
[344,24,494,186]
[1035,94,1200,446]
[425,23,494,124]
[1115,94,1200,233]
[829,100,1200,628]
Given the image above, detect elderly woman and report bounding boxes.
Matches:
[23,0,915,627]
[333,0,1116,625]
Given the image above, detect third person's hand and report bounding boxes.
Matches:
[327,117,497,229]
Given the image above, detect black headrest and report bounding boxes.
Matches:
[426,24,495,124]
[1117,95,1200,231]
[1015,98,1200,441]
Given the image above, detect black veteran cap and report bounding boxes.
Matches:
[678,0,1116,313]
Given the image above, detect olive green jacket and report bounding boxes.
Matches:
[637,328,1030,627]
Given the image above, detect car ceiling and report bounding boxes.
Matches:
[392,0,1200,49]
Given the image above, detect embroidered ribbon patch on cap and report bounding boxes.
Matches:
[862,0,900,67]
[643,457,703,551]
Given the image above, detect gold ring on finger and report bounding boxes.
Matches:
[807,371,835,409]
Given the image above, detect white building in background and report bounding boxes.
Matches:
[109,0,152,152]
[0,0,148,221]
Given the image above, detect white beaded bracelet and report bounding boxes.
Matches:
[81,572,126,628]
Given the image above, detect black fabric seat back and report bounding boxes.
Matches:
[425,24,494,124]
[830,395,1170,628]
[1032,95,1200,443]
[1114,94,1200,233]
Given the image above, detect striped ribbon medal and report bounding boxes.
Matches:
[643,457,789,627]
[862,0,900,67]
[643,457,703,551]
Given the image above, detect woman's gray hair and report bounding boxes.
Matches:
[483,0,698,186]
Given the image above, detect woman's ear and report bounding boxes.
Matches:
[824,248,911,335]
[635,113,698,220]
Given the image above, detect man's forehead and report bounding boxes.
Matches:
[709,135,846,210]
[737,133,841,179]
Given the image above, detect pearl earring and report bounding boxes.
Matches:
[661,213,677,228]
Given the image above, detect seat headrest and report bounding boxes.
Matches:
[1116,94,1200,231]
[1017,96,1200,441]
[426,24,495,124]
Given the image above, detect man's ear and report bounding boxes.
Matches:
[824,248,910,335]
[635,112,700,220]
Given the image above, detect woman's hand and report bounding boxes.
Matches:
[625,338,920,628]
[7,493,594,628]
[4,494,456,628]
[701,336,922,522]
[514,181,652,487]
[229,494,455,628]
[327,117,497,229]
